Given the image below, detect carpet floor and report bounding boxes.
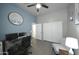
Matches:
[28,39,54,55]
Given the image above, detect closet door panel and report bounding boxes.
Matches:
[43,22,63,43]
[43,23,52,41]
[36,24,42,40]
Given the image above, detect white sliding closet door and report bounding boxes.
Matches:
[36,24,42,40]
[32,24,36,39]
[32,24,42,40]
[43,22,63,43]
[35,24,42,40]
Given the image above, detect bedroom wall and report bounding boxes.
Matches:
[36,3,79,55]
[0,3,36,40]
[67,3,79,55]
[36,8,68,44]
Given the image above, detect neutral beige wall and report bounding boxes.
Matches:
[67,3,79,55]
[36,3,79,54]
[36,8,68,44]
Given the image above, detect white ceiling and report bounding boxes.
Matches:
[17,3,69,16]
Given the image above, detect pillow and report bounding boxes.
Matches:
[52,43,69,54]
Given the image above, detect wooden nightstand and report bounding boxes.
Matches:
[59,48,69,55]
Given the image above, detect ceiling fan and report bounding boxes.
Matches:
[27,3,48,12]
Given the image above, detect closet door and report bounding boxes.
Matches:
[36,24,42,40]
[32,24,36,39]
[32,24,42,40]
[43,22,63,43]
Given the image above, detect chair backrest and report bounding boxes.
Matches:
[21,36,31,48]
[6,33,18,41]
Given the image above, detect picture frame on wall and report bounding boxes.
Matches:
[8,11,23,25]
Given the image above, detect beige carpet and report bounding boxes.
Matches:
[30,39,54,55]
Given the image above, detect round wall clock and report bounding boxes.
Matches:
[8,12,23,25]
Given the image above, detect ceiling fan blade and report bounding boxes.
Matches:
[27,4,36,7]
[41,4,48,8]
